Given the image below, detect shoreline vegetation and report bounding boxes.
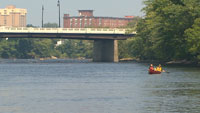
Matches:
[119,0,200,66]
[0,57,199,67]
[120,58,200,67]
[39,56,88,61]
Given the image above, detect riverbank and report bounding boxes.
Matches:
[0,58,92,64]
[120,58,200,67]
[0,57,199,66]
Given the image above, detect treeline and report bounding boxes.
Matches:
[0,38,93,59]
[120,0,200,62]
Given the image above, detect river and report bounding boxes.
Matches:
[0,59,200,113]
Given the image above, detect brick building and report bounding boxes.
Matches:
[0,5,27,27]
[63,10,134,28]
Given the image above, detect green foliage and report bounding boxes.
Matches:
[56,40,93,59]
[118,40,132,59]
[27,24,37,28]
[43,23,58,28]
[0,39,17,58]
[31,39,55,58]
[118,17,142,59]
[185,18,200,61]
[123,0,200,62]
[0,38,93,59]
[16,39,34,58]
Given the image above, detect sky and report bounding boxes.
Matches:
[1,0,145,27]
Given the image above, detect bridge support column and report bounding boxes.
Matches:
[93,39,119,62]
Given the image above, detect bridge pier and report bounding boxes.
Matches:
[93,39,119,62]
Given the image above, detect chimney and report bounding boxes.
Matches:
[78,10,93,17]
[64,14,70,17]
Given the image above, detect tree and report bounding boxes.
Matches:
[43,23,58,28]
[32,39,55,58]
[56,40,93,58]
[185,18,200,61]
[16,39,34,58]
[26,24,37,27]
[128,0,200,62]
[0,40,17,58]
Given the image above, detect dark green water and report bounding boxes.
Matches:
[0,59,200,113]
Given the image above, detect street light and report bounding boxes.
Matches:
[42,5,44,27]
[57,0,61,28]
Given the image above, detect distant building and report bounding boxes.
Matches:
[0,5,27,27]
[55,40,64,47]
[63,10,134,28]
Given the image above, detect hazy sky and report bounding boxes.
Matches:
[1,0,145,27]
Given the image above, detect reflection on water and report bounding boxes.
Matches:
[0,59,200,113]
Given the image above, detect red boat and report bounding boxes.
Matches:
[148,69,161,74]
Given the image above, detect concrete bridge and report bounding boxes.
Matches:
[0,27,136,62]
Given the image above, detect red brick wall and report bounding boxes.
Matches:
[63,12,133,28]
[63,17,133,28]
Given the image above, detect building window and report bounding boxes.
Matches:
[22,15,25,27]
[84,18,87,27]
[89,18,92,26]
[3,12,7,26]
[70,23,72,28]
[12,12,15,26]
[85,18,87,23]
[99,18,102,26]
[4,10,7,15]
[4,19,7,25]
[74,19,78,27]
[80,19,82,27]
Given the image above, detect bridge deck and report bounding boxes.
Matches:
[0,27,136,40]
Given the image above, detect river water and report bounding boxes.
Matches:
[0,59,200,113]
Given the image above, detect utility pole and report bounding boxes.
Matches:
[42,5,44,27]
[57,0,61,28]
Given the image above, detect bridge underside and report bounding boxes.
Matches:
[93,39,118,62]
[0,33,132,40]
[0,33,135,62]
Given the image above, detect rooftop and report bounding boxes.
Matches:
[78,10,94,12]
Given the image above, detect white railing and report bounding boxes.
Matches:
[0,26,136,34]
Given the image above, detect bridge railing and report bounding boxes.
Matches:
[0,27,136,34]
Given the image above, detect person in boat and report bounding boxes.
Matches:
[155,64,162,72]
[149,64,154,71]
